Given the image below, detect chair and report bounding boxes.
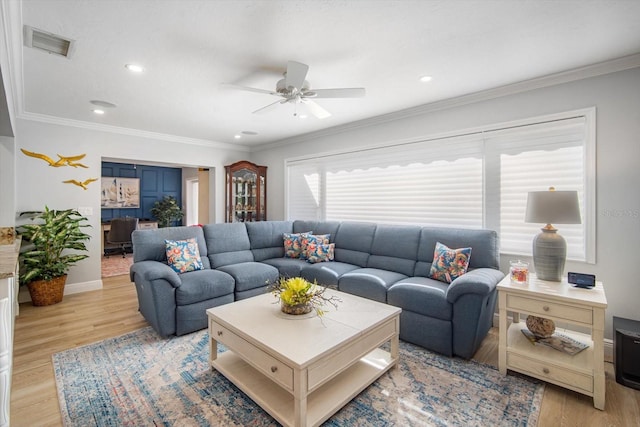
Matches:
[106,217,139,257]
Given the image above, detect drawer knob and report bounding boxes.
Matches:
[543,367,550,374]
[271,366,278,373]
[543,306,550,312]
[217,330,223,337]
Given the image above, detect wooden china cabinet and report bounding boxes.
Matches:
[225,161,267,223]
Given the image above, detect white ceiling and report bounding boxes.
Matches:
[8,0,640,147]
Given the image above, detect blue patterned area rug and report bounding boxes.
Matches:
[53,327,543,426]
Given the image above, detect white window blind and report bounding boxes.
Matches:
[286,111,594,262]
[484,117,588,261]
[288,134,484,228]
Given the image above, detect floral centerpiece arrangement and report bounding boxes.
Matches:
[270,277,341,317]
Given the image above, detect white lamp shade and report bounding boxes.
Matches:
[525,190,581,225]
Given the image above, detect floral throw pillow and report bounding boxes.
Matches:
[165,238,204,274]
[283,232,312,258]
[300,234,331,260]
[306,243,335,264]
[428,242,472,284]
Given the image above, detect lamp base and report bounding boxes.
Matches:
[532,227,566,282]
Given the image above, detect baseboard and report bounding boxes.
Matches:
[18,279,103,303]
[492,312,614,363]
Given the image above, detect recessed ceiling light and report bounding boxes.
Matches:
[92,109,105,115]
[125,64,144,73]
[297,114,308,119]
[419,75,433,83]
[234,134,242,139]
[90,100,117,108]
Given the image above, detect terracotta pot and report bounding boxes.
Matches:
[281,300,313,315]
[27,275,67,306]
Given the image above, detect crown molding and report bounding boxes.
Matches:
[17,111,250,151]
[254,53,640,152]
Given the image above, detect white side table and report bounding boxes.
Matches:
[497,273,608,410]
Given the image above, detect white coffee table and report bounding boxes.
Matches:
[207,288,401,427]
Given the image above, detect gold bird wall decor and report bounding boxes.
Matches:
[21,148,89,168]
[63,178,98,190]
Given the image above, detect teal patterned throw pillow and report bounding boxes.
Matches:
[165,238,204,274]
[300,234,330,260]
[306,243,335,263]
[428,242,471,284]
[283,232,312,258]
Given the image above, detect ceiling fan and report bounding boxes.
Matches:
[223,61,365,119]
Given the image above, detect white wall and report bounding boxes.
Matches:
[14,119,247,289]
[0,136,15,225]
[251,67,640,339]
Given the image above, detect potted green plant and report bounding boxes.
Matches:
[150,195,184,228]
[20,207,91,306]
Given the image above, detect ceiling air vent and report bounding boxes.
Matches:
[24,25,75,58]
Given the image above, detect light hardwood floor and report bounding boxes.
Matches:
[10,274,640,426]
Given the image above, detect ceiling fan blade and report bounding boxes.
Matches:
[252,99,287,115]
[285,61,309,90]
[221,83,278,96]
[310,88,366,98]
[302,100,331,119]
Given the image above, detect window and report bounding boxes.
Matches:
[286,109,595,262]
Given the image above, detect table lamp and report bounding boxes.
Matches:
[525,187,581,281]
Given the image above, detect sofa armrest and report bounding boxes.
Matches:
[130,260,182,288]
[446,268,505,304]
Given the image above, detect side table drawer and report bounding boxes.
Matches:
[210,320,293,391]
[507,295,592,324]
[507,352,593,393]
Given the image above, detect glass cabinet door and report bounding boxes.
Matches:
[225,161,267,222]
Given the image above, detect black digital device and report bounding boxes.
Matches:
[568,272,596,288]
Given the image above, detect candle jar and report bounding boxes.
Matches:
[510,260,529,284]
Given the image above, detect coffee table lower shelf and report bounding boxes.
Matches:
[212,347,394,427]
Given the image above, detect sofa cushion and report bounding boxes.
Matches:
[414,227,499,276]
[367,224,420,276]
[293,220,341,237]
[174,269,235,306]
[387,277,452,321]
[246,221,294,261]
[133,226,211,269]
[338,267,407,303]
[261,257,309,278]
[165,238,204,273]
[300,261,360,287]
[333,222,376,267]
[306,243,335,263]
[428,242,472,284]
[203,223,254,268]
[217,262,279,292]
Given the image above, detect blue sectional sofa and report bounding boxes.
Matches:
[130,220,504,358]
